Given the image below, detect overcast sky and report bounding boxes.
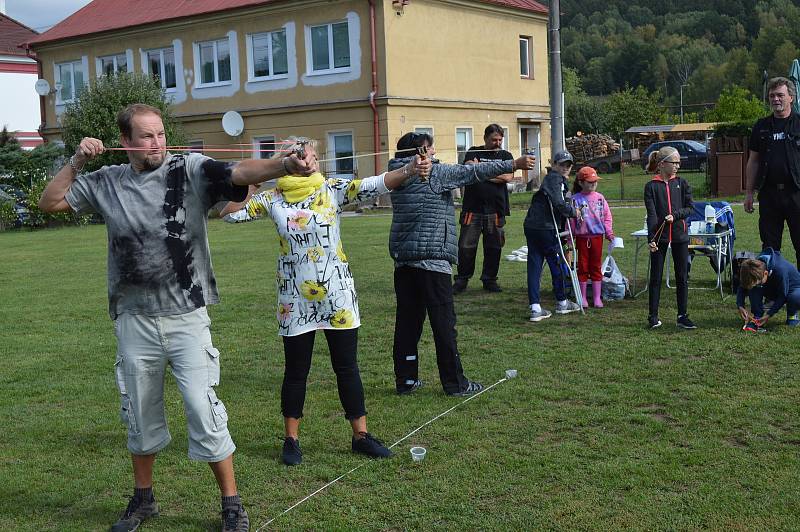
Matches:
[5,0,92,33]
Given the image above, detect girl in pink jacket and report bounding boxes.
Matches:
[570,166,614,308]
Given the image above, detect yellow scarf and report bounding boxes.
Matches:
[276,172,325,203]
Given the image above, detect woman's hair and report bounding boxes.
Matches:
[646,146,679,173]
[395,132,433,159]
[273,136,318,160]
[739,259,767,290]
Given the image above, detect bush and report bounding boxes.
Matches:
[60,73,186,173]
[0,201,16,230]
[19,177,93,229]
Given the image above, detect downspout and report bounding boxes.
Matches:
[25,44,47,142]
[368,0,380,175]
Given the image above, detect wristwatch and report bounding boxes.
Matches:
[68,154,85,173]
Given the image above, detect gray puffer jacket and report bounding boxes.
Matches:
[388,156,515,264]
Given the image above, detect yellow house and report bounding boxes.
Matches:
[25,0,550,183]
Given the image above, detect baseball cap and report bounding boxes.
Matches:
[552,150,574,165]
[576,166,600,182]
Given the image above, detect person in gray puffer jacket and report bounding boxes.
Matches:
[388,132,535,396]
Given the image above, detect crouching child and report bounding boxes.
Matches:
[737,249,800,331]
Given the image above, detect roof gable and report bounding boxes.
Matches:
[1,14,39,56]
[25,0,547,47]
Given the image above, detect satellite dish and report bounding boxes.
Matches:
[222,111,244,137]
[34,79,51,96]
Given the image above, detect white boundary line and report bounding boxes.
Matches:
[255,376,509,530]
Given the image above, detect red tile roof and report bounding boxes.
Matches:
[1,14,38,56]
[25,0,547,47]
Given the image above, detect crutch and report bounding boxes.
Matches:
[548,189,585,314]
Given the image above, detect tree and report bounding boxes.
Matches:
[60,73,186,173]
[604,85,666,135]
[705,86,767,123]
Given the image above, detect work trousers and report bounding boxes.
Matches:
[393,266,468,394]
[648,241,689,318]
[455,212,505,283]
[758,185,800,266]
[281,328,366,420]
[524,228,568,305]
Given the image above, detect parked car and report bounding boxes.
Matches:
[0,184,30,227]
[641,140,707,171]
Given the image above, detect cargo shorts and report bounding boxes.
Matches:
[113,306,236,462]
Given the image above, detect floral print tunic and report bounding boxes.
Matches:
[228,174,388,336]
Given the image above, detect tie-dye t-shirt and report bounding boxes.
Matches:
[65,153,247,319]
[227,174,388,336]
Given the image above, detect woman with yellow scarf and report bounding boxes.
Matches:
[222,137,430,465]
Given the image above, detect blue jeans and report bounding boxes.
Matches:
[748,285,800,319]
[525,228,567,305]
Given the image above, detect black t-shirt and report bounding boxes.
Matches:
[461,146,513,215]
[749,115,791,186]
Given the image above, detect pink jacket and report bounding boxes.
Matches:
[570,191,614,239]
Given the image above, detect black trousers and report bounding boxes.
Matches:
[648,241,689,318]
[393,266,468,394]
[455,212,505,283]
[281,328,366,420]
[758,185,800,266]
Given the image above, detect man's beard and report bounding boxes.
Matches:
[141,153,165,171]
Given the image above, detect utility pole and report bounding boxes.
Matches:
[680,84,689,124]
[548,0,564,154]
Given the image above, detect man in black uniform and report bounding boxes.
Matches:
[453,124,515,293]
[745,76,800,266]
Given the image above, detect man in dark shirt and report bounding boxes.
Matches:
[453,124,515,293]
[745,77,800,266]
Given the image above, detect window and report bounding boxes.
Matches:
[98,53,127,76]
[253,136,276,159]
[455,128,473,164]
[55,60,85,104]
[197,38,232,86]
[414,127,434,136]
[249,30,288,80]
[147,47,177,90]
[309,21,350,73]
[328,132,355,178]
[188,140,204,154]
[502,127,510,151]
[519,36,532,78]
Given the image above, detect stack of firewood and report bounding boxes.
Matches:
[565,134,620,162]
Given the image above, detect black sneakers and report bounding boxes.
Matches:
[352,432,393,458]
[447,380,484,397]
[281,437,303,466]
[677,315,698,329]
[482,281,502,292]
[110,495,159,532]
[396,379,424,395]
[648,316,662,329]
[221,504,250,532]
[452,278,468,293]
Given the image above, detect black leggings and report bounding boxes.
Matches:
[648,241,689,318]
[281,328,366,421]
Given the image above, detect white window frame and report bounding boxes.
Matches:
[327,130,356,179]
[520,36,533,79]
[96,53,129,77]
[145,46,177,92]
[306,20,351,76]
[253,135,277,159]
[247,30,289,82]
[455,127,473,164]
[413,126,434,136]
[194,38,233,88]
[54,60,85,105]
[502,127,510,151]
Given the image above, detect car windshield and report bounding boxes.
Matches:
[685,140,706,152]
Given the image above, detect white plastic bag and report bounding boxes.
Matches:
[601,255,629,301]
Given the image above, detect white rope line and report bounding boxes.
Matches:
[255,376,509,530]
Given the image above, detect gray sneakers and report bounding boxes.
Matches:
[111,496,159,532]
[221,504,250,532]
[529,307,552,322]
[555,300,581,314]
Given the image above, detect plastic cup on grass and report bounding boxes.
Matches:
[410,446,426,462]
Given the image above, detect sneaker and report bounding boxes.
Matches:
[677,315,698,329]
[110,495,159,532]
[396,379,424,395]
[452,278,468,293]
[482,281,502,292]
[529,308,552,322]
[743,321,768,333]
[555,300,581,314]
[221,504,250,532]
[648,316,662,329]
[352,432,392,458]
[447,380,484,397]
[281,437,302,466]
[787,316,800,327]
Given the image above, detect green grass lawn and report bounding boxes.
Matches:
[1,204,799,531]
